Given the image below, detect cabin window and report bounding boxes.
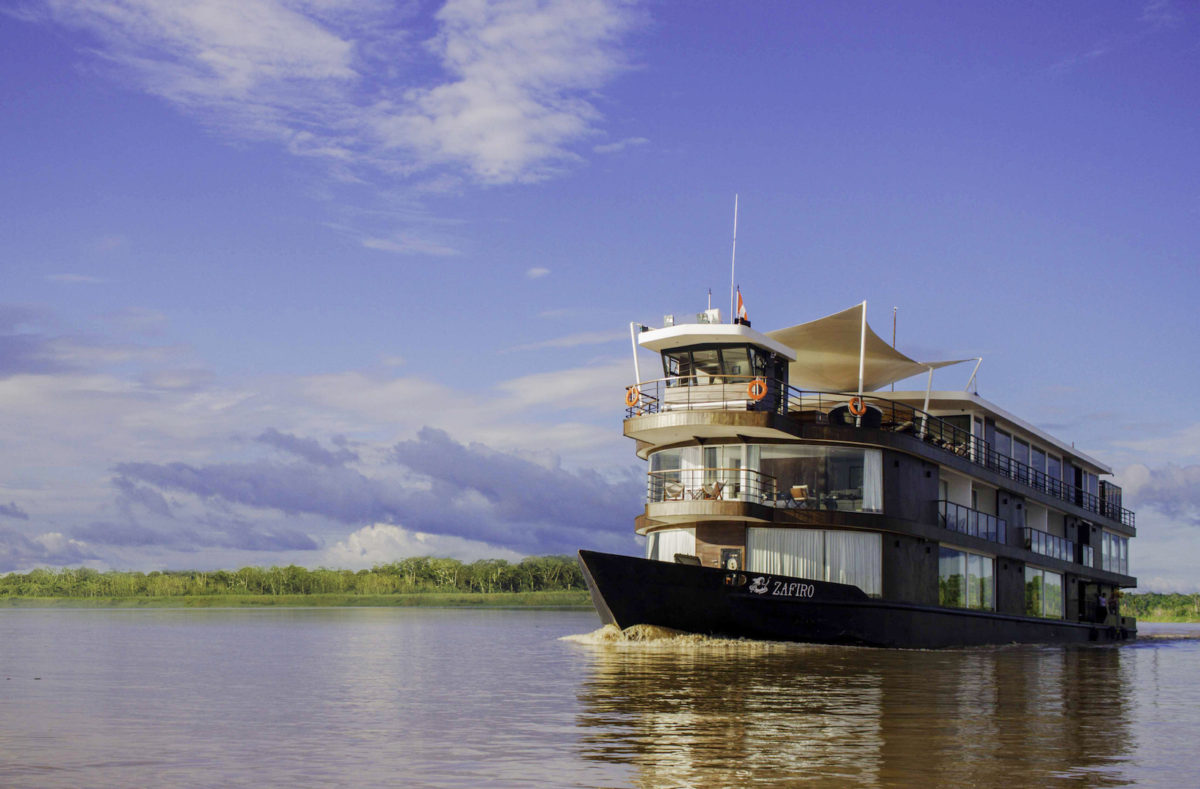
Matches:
[1024,567,1063,618]
[745,528,881,597]
[1030,446,1046,476]
[645,528,696,562]
[1102,532,1129,575]
[1046,454,1062,489]
[938,547,994,610]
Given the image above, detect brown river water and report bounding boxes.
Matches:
[0,608,1196,787]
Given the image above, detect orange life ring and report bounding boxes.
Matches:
[625,386,640,407]
[748,378,767,401]
[848,396,867,417]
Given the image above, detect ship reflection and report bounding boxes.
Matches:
[574,637,1134,788]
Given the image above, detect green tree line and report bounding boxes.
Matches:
[1120,592,1200,622]
[0,555,584,599]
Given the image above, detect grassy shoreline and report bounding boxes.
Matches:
[0,590,594,609]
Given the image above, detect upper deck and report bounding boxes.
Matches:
[624,306,1134,532]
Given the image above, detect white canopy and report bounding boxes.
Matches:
[767,303,969,392]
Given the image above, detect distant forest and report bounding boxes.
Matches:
[1120,592,1200,623]
[0,556,584,598]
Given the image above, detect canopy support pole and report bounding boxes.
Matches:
[629,322,642,386]
[856,301,867,427]
[918,366,934,438]
[965,357,983,393]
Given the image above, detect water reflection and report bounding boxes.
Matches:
[575,635,1135,787]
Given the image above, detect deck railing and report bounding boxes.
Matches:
[1022,527,1075,563]
[646,467,778,504]
[625,376,1136,528]
[938,500,1006,545]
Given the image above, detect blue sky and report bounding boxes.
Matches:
[1,1,1198,590]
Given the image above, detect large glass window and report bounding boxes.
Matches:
[1025,567,1063,618]
[649,443,883,513]
[938,547,995,610]
[1102,532,1130,575]
[746,528,881,597]
[645,528,696,562]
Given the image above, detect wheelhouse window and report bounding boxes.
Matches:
[938,546,995,610]
[662,344,766,385]
[1024,566,1063,619]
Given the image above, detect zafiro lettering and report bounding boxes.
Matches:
[770,580,815,598]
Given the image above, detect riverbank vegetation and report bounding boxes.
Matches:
[2,558,1194,620]
[0,556,591,607]
[1120,593,1200,623]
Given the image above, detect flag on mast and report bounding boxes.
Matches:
[736,288,748,323]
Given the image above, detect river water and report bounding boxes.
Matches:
[0,609,1196,788]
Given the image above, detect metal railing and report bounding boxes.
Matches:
[624,376,1136,528]
[647,467,778,504]
[938,500,1006,544]
[1023,527,1075,563]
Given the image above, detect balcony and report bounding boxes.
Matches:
[937,500,1006,544]
[647,467,779,505]
[1022,527,1075,563]
[646,465,882,518]
[625,378,1137,528]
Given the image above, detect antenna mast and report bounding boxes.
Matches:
[729,194,738,323]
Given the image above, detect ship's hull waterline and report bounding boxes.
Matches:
[578,550,1135,649]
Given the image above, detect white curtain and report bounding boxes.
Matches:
[646,528,696,562]
[825,531,882,597]
[746,527,824,580]
[862,449,883,513]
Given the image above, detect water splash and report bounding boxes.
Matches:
[561,623,794,650]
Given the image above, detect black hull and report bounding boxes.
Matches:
[578,550,1135,649]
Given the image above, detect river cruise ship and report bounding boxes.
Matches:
[579,303,1136,648]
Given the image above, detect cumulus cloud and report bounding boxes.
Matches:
[389,427,638,553]
[0,308,72,377]
[1120,463,1200,526]
[0,300,637,569]
[0,527,95,571]
[322,522,524,569]
[31,0,638,187]
[102,426,637,557]
[256,427,358,467]
[0,502,30,520]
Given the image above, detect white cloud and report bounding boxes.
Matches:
[47,273,106,284]
[505,329,624,352]
[361,233,461,256]
[370,0,635,183]
[593,135,647,154]
[35,0,637,186]
[525,266,550,278]
[321,522,524,568]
